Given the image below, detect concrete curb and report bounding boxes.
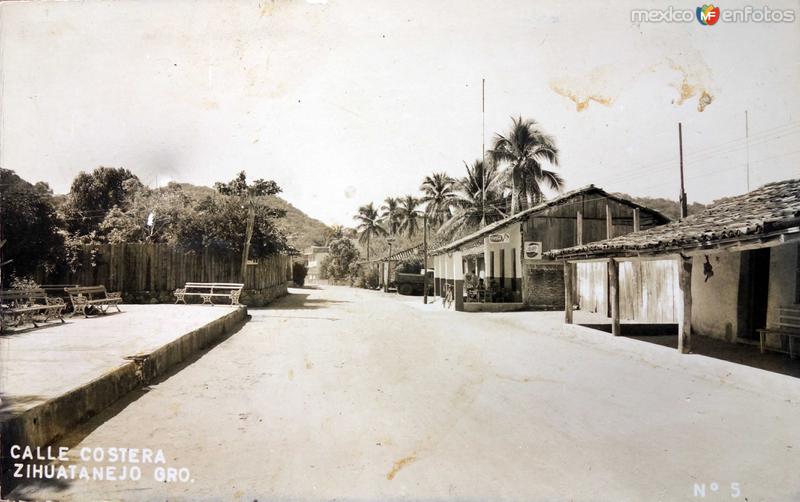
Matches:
[0,306,248,495]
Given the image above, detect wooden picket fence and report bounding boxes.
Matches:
[38,243,290,297]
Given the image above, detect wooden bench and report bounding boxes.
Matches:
[174,283,244,306]
[758,306,800,359]
[0,288,66,330]
[65,285,123,318]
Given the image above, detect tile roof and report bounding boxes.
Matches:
[431,184,671,255]
[546,178,800,259]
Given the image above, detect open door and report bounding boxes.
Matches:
[739,248,771,340]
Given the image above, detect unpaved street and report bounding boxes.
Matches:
[12,286,800,501]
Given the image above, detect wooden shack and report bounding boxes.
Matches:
[431,185,670,311]
[547,179,800,355]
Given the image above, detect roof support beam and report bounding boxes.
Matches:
[608,258,621,336]
[576,211,583,246]
[564,262,574,324]
[606,204,613,240]
[633,208,641,232]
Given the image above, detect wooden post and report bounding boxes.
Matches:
[564,262,573,324]
[576,211,583,245]
[633,208,641,232]
[677,257,692,353]
[608,259,620,336]
[605,204,613,240]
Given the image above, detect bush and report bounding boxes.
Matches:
[292,261,308,287]
[396,257,423,274]
[363,267,380,289]
[9,276,40,291]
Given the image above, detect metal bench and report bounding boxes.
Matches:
[65,285,123,318]
[174,282,244,306]
[758,306,800,359]
[0,288,66,330]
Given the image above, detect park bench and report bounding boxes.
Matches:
[0,288,65,330]
[758,305,800,359]
[174,282,244,306]
[65,285,123,318]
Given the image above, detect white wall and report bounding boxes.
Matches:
[691,252,741,342]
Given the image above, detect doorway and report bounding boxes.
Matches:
[739,248,771,340]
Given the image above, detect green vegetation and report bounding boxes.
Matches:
[0,169,64,285]
[0,167,329,285]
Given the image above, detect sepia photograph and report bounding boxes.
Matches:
[0,0,799,500]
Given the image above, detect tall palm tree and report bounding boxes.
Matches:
[438,160,507,238]
[379,197,401,236]
[420,172,455,227]
[490,116,563,214]
[354,202,386,261]
[397,195,423,238]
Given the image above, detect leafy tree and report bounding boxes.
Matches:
[62,167,142,236]
[172,194,288,257]
[100,183,193,244]
[292,261,308,286]
[490,116,562,214]
[439,159,507,237]
[322,236,360,283]
[214,171,283,280]
[354,202,386,261]
[420,172,455,227]
[397,195,423,238]
[0,169,64,285]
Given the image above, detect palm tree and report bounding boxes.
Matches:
[438,160,507,238]
[396,195,423,238]
[420,172,455,227]
[379,197,401,236]
[326,224,345,245]
[354,202,386,261]
[490,116,563,214]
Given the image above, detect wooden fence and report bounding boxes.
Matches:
[577,259,678,323]
[38,244,290,300]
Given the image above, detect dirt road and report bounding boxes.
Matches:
[11,286,800,501]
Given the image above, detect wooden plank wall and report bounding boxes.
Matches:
[577,260,678,322]
[524,195,662,252]
[40,244,290,294]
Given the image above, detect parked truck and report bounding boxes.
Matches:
[395,270,434,296]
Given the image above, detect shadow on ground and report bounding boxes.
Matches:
[580,322,800,379]
[249,292,350,311]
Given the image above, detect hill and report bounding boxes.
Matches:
[613,193,706,221]
[172,183,330,252]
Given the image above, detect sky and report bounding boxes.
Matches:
[1,0,798,226]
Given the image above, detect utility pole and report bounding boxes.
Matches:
[678,122,688,219]
[423,214,428,305]
[482,78,485,164]
[745,110,750,192]
[240,199,256,283]
[481,77,487,228]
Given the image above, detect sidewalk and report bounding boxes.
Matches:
[0,304,247,494]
